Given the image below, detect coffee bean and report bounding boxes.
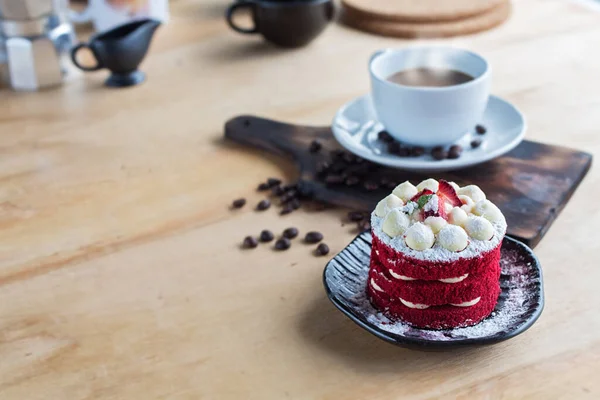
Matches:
[364,181,379,191]
[431,146,448,161]
[358,220,371,232]
[256,199,271,211]
[232,198,246,209]
[315,243,330,256]
[305,231,324,244]
[259,230,274,242]
[309,140,322,153]
[257,182,270,191]
[471,139,482,149]
[397,147,411,157]
[448,145,463,159]
[272,185,285,196]
[282,184,297,192]
[325,174,345,185]
[243,236,258,249]
[275,238,291,250]
[280,205,293,215]
[283,227,299,239]
[387,141,401,155]
[280,191,297,204]
[410,146,425,157]
[291,199,301,210]
[267,178,281,187]
[378,130,394,143]
[345,176,360,186]
[476,125,487,135]
[316,161,331,176]
[348,211,365,222]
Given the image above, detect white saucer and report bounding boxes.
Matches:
[332,94,526,172]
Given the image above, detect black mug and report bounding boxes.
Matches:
[226,0,334,48]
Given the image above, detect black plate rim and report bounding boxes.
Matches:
[323,233,545,348]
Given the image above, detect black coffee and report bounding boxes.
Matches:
[387,68,474,87]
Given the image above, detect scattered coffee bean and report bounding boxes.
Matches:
[257,182,270,191]
[272,185,285,196]
[471,139,482,149]
[256,199,271,211]
[325,174,345,185]
[280,205,293,215]
[358,220,371,232]
[267,178,282,187]
[305,231,324,244]
[282,227,299,239]
[232,198,246,209]
[448,145,463,159]
[280,191,296,204]
[345,176,360,186]
[410,146,425,157]
[316,161,331,176]
[309,140,322,153]
[431,146,448,161]
[243,236,258,249]
[315,243,330,256]
[282,184,297,192]
[364,181,379,191]
[397,147,411,157]
[378,130,395,143]
[291,199,301,210]
[348,211,365,222]
[476,125,487,135]
[259,230,274,243]
[387,141,401,154]
[275,238,291,251]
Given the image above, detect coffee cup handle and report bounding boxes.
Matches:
[226,1,259,34]
[70,43,103,72]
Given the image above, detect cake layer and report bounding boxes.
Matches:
[368,280,501,329]
[371,233,502,281]
[368,254,501,306]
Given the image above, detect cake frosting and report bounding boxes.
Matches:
[367,178,506,329]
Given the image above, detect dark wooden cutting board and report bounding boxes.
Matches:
[224,115,592,248]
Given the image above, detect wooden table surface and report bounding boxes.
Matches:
[1,0,599,398]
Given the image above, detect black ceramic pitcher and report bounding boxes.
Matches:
[71,19,161,87]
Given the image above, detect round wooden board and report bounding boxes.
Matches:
[341,0,507,23]
[341,1,511,39]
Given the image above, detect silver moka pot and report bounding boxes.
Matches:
[0,0,75,91]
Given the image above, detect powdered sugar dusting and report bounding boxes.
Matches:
[423,195,439,213]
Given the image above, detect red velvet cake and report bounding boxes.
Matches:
[367,179,507,329]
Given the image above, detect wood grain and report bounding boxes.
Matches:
[1,0,600,399]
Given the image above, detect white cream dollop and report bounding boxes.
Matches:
[404,222,435,251]
[448,207,469,227]
[473,199,505,223]
[449,181,461,192]
[424,216,447,234]
[451,297,481,307]
[382,209,410,237]
[392,181,418,202]
[458,185,486,203]
[416,178,439,193]
[375,194,404,217]
[464,216,494,241]
[400,298,430,309]
[437,224,469,252]
[459,195,475,213]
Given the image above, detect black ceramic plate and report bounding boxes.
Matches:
[323,232,544,347]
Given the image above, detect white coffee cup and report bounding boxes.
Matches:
[369,46,490,147]
[70,0,169,33]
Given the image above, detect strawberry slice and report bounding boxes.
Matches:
[437,180,462,208]
[410,189,434,203]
